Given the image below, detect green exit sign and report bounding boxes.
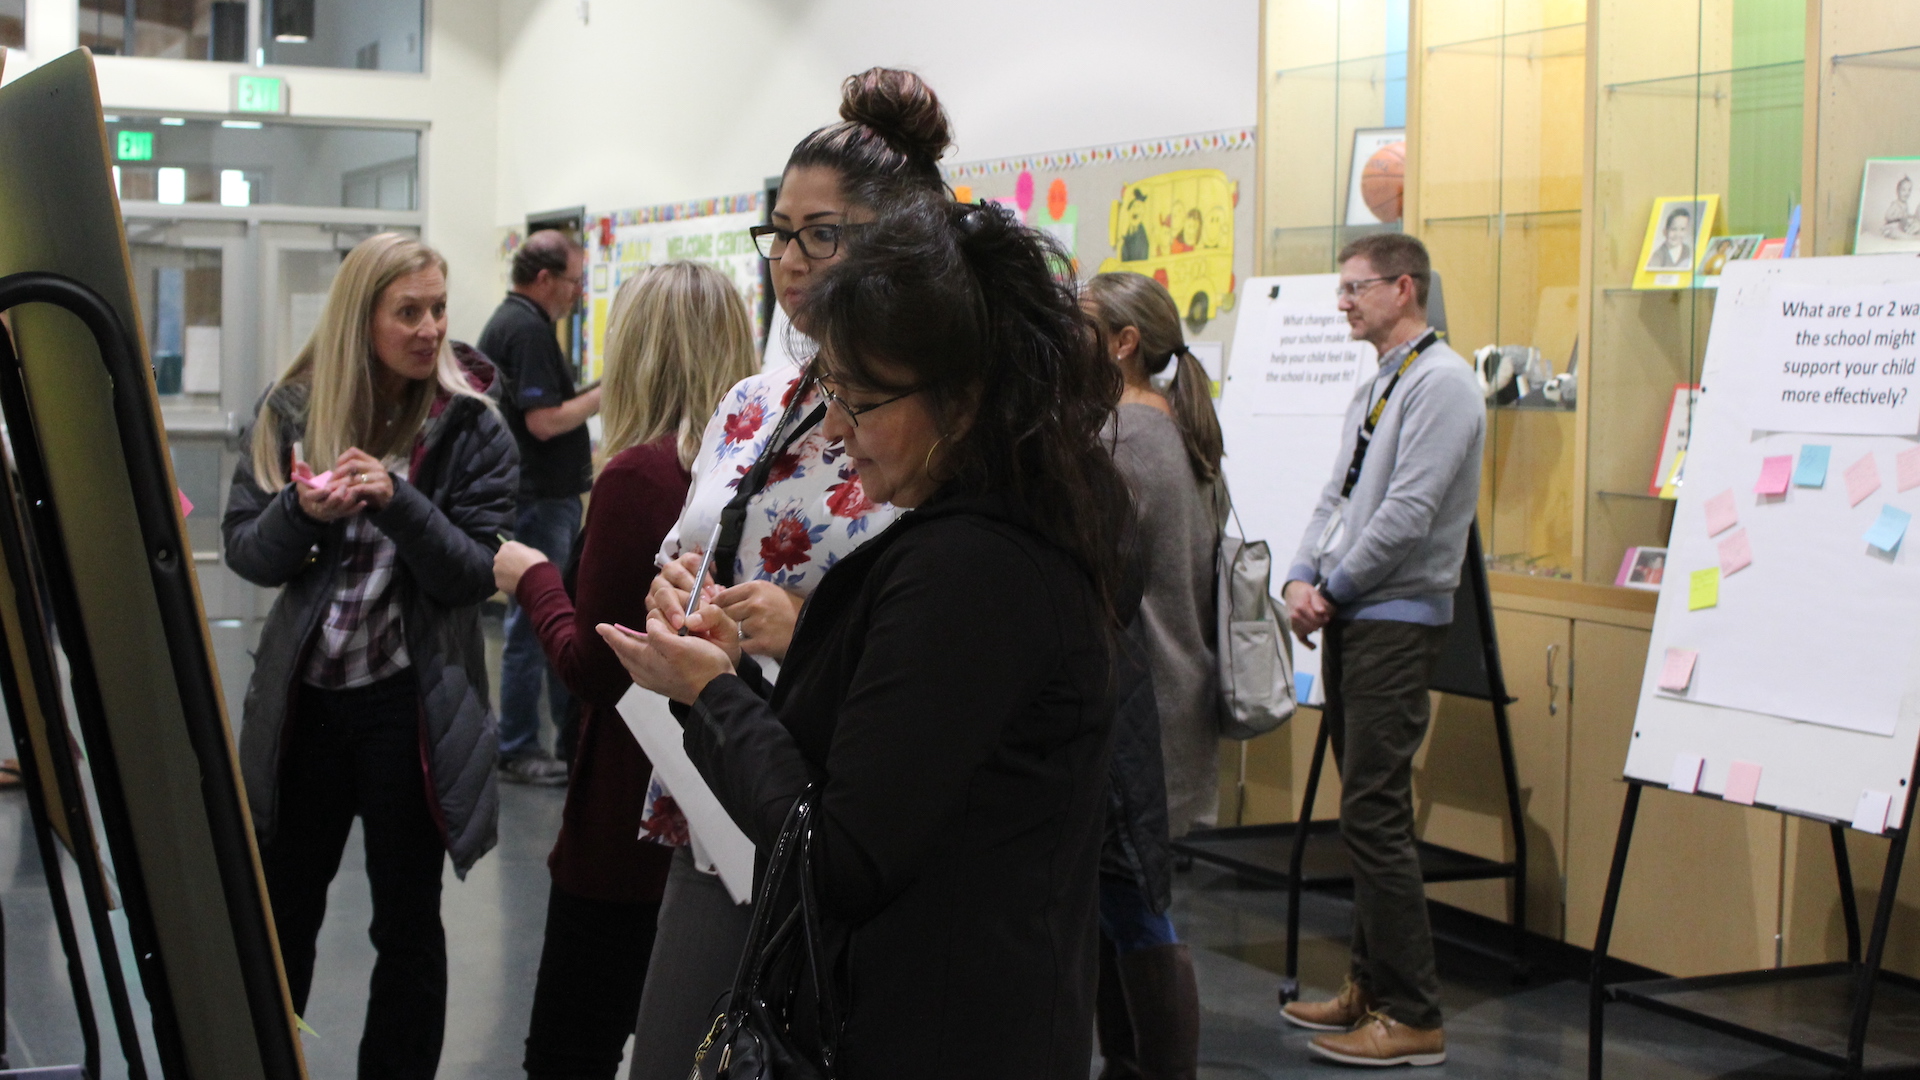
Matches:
[116,130,153,161]
[231,74,287,115]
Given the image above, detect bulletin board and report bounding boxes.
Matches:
[1626,253,1920,828]
[580,193,767,380]
[948,128,1256,377]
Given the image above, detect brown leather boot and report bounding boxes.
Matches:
[1116,943,1200,1080]
[1280,978,1373,1031]
[1308,1011,1446,1067]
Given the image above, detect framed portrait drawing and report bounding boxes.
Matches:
[1615,546,1669,591]
[1633,195,1720,289]
[1694,233,1763,287]
[1345,127,1405,226]
[1854,157,1920,254]
[1648,383,1700,496]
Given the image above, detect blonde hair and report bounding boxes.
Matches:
[600,261,759,466]
[250,233,489,489]
[1084,271,1224,482]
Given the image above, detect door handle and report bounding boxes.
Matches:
[1546,643,1560,716]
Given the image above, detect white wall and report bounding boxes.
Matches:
[494,0,1260,220]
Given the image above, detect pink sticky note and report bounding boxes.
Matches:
[1899,446,1920,493]
[1846,453,1882,507]
[1717,529,1752,575]
[299,469,335,491]
[1754,455,1793,496]
[1723,761,1763,806]
[177,489,193,517]
[1703,490,1738,536]
[1658,647,1698,692]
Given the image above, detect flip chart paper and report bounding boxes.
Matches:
[1865,504,1913,553]
[1847,453,1882,506]
[1795,445,1831,487]
[1723,760,1763,805]
[1669,754,1705,793]
[1754,282,1920,435]
[1717,530,1753,575]
[1704,490,1738,536]
[1900,445,1920,492]
[1754,455,1793,495]
[617,687,754,904]
[1853,790,1893,834]
[1689,567,1720,610]
[1658,648,1698,692]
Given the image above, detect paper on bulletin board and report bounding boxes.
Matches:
[1751,283,1920,436]
[617,686,755,904]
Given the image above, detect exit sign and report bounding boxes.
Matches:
[116,130,153,161]
[231,74,288,115]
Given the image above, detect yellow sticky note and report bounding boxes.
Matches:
[1659,450,1687,500]
[1688,567,1720,611]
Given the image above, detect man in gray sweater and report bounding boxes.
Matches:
[1278,234,1483,1067]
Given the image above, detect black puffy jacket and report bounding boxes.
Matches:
[221,344,517,875]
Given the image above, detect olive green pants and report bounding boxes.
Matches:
[1323,617,1450,1030]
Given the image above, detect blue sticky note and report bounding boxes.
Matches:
[1865,504,1912,553]
[1795,445,1831,488]
[1295,671,1315,705]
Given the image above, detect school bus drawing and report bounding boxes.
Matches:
[1098,168,1237,325]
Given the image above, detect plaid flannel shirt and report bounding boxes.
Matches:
[303,463,412,689]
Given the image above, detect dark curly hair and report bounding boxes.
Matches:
[786,67,952,203]
[800,192,1132,614]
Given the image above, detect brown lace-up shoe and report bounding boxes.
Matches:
[1280,979,1374,1032]
[1308,1011,1446,1067]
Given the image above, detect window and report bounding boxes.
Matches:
[265,0,423,73]
[0,0,23,50]
[107,115,420,211]
[80,1,248,61]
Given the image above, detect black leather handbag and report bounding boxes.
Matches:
[690,790,841,1080]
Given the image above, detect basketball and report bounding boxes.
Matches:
[1361,141,1406,222]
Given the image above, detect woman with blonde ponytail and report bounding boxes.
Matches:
[223,232,516,1080]
[1083,270,1227,1080]
[491,262,757,1080]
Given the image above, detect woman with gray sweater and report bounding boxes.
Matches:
[1084,271,1226,1080]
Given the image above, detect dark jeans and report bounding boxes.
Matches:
[1097,874,1178,955]
[263,672,447,1080]
[525,885,662,1080]
[501,495,582,758]
[1323,617,1450,1030]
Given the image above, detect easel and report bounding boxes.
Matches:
[1174,522,1529,1001]
[1588,756,1920,1077]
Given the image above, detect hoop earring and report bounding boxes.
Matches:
[923,435,947,479]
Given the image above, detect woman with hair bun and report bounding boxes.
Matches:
[1083,271,1227,1080]
[623,67,948,1080]
[605,188,1132,1080]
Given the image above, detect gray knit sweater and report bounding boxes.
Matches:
[1286,331,1483,624]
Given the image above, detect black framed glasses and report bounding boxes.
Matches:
[750,223,847,260]
[818,380,919,427]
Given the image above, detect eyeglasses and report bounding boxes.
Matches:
[750,223,849,261]
[1335,275,1401,300]
[817,379,918,427]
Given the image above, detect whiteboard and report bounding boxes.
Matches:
[1219,275,1376,702]
[1625,254,1920,826]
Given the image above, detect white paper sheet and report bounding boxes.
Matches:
[183,325,221,393]
[616,686,755,904]
[1752,283,1920,436]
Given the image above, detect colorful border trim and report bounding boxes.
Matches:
[606,190,763,226]
[943,128,1255,181]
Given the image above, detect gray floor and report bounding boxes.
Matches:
[0,609,1837,1078]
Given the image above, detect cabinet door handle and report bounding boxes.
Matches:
[1546,643,1560,716]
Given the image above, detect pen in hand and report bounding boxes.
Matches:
[681,523,723,637]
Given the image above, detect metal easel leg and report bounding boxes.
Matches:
[1830,822,1861,965]
[1845,779,1918,1076]
[1588,782,1642,1080]
[1491,692,1529,979]
[1281,715,1332,1005]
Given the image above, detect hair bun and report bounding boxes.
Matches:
[840,67,952,169]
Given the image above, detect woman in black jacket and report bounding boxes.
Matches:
[222,233,516,1080]
[599,192,1133,1079]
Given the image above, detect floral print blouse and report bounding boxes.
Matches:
[641,364,897,851]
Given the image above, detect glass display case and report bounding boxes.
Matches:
[1415,1,1587,579]
[1260,0,1409,276]
[1585,0,1806,583]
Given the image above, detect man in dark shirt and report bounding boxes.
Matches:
[478,229,599,785]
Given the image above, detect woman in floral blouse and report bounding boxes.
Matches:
[624,66,945,1080]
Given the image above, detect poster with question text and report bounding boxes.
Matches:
[1754,284,1920,435]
